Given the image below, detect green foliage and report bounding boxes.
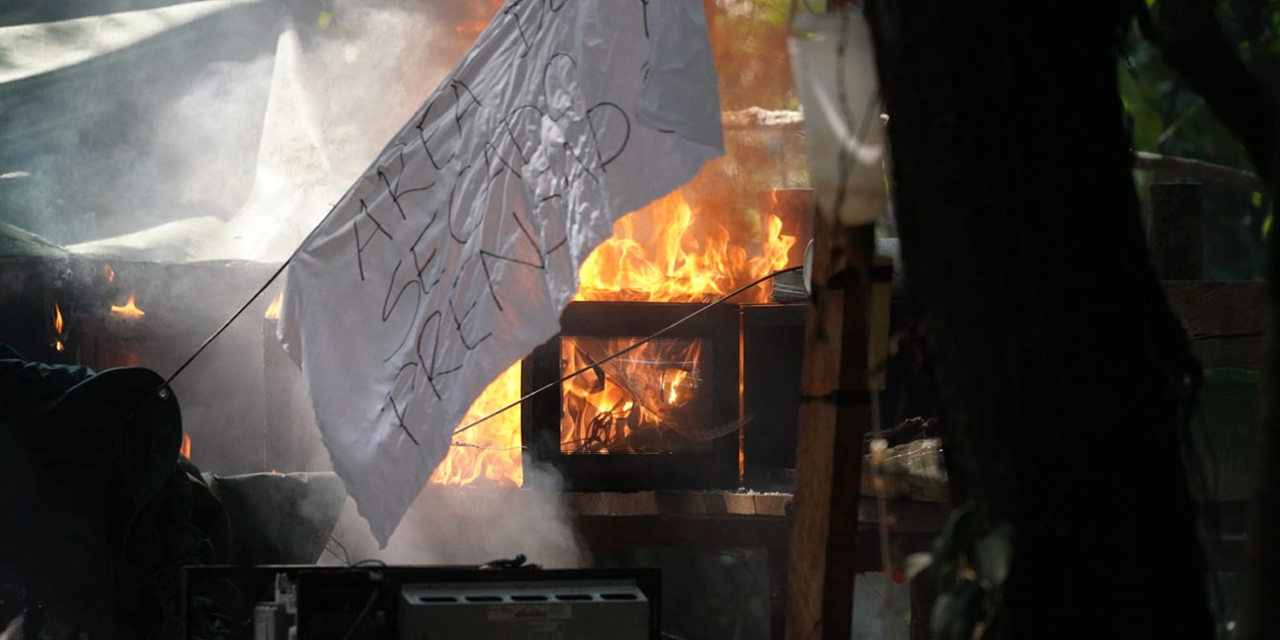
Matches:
[906,503,1014,640]
[1121,0,1279,279]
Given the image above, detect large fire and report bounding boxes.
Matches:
[575,190,795,304]
[560,190,794,456]
[434,188,795,484]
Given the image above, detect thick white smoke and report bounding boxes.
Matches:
[66,0,461,262]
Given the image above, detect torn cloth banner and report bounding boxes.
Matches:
[278,0,723,545]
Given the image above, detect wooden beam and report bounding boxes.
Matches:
[1134,152,1266,193]
[786,220,875,640]
[1164,280,1266,369]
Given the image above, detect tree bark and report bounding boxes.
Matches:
[863,1,1213,637]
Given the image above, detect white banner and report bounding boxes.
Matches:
[279,0,722,544]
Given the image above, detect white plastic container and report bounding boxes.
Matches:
[788,10,887,227]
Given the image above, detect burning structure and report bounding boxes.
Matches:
[0,0,822,489]
[0,1,933,639]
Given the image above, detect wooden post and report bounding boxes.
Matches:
[788,3,873,637]
[1147,182,1205,281]
[786,220,875,640]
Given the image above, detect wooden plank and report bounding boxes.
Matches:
[655,491,710,516]
[786,220,875,640]
[572,514,938,568]
[567,490,792,517]
[1164,280,1266,369]
[754,493,790,517]
[565,491,659,516]
[721,491,757,515]
[565,490,946,530]
[1164,281,1266,335]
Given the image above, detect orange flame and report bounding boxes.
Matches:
[560,337,708,454]
[575,190,795,303]
[554,189,796,455]
[265,292,284,320]
[452,0,502,39]
[433,188,795,483]
[454,20,488,36]
[111,292,145,318]
[430,363,522,486]
[52,303,64,352]
[180,433,191,459]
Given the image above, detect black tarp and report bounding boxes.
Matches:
[0,346,222,639]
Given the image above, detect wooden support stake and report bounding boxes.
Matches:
[1148,181,1205,281]
[786,220,875,640]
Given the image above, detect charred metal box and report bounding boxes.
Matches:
[521,301,740,492]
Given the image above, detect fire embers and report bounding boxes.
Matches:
[51,303,65,352]
[33,263,145,365]
[560,337,711,454]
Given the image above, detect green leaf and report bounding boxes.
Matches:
[904,552,934,581]
[318,10,333,30]
[931,582,984,640]
[1263,213,1273,240]
[1253,191,1264,208]
[975,522,1015,588]
[1146,0,1158,6]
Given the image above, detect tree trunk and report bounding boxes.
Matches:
[863,1,1214,636]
